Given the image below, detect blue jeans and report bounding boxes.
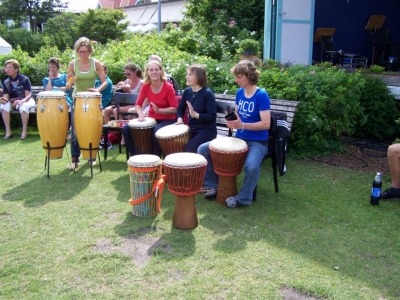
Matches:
[197,139,268,205]
[122,119,176,157]
[184,128,216,153]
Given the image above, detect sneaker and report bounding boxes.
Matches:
[205,188,217,199]
[380,187,400,200]
[226,196,239,208]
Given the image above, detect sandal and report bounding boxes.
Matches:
[69,157,79,170]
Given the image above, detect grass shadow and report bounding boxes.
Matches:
[2,168,91,207]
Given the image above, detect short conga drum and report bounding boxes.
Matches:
[74,92,103,160]
[37,91,69,159]
[163,153,207,229]
[128,117,157,154]
[155,124,190,156]
[209,137,248,205]
[127,154,165,217]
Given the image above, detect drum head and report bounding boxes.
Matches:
[155,124,189,138]
[75,91,102,97]
[163,152,207,167]
[128,117,157,128]
[128,154,162,167]
[38,91,65,98]
[209,137,247,152]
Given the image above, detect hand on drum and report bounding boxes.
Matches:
[87,88,99,93]
[226,113,242,129]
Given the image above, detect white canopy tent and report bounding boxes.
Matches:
[0,37,12,55]
[127,24,144,33]
[141,23,157,33]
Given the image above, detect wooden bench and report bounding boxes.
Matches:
[214,93,300,196]
[215,93,299,136]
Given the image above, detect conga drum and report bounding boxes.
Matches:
[163,153,207,229]
[127,154,165,217]
[128,117,157,154]
[36,91,69,159]
[209,137,248,205]
[155,124,190,156]
[74,92,103,160]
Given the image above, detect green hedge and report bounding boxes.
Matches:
[1,35,398,157]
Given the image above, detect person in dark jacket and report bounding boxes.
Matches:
[197,60,271,208]
[175,64,217,153]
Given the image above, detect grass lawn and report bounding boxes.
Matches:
[1,129,399,299]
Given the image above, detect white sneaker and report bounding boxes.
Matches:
[226,196,238,208]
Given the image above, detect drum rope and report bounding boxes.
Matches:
[129,175,166,213]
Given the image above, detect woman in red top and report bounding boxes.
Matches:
[122,60,177,157]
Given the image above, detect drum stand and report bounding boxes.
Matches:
[80,142,102,179]
[43,141,67,179]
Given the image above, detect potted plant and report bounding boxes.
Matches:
[361,65,400,86]
[237,39,261,65]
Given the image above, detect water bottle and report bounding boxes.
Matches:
[370,172,382,206]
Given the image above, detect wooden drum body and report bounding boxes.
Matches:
[74,92,103,160]
[209,137,248,205]
[36,91,69,159]
[163,153,207,229]
[128,117,157,155]
[127,155,163,217]
[155,124,189,157]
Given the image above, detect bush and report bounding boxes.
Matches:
[1,34,397,158]
[259,65,366,157]
[352,76,399,140]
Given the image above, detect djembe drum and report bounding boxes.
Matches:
[127,154,165,217]
[155,124,190,156]
[36,91,69,159]
[209,137,248,205]
[163,153,207,229]
[74,92,103,160]
[128,117,157,154]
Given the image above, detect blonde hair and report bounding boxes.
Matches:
[144,61,167,83]
[4,59,20,70]
[73,37,94,55]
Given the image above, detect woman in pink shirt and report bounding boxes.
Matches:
[122,60,177,157]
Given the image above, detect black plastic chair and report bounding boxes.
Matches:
[321,36,339,64]
[113,92,139,120]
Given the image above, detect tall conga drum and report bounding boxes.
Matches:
[209,137,248,205]
[128,154,165,217]
[128,117,157,154]
[36,91,69,159]
[155,124,190,156]
[163,153,207,229]
[74,92,103,160]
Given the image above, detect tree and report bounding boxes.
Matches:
[43,12,79,51]
[0,0,67,33]
[184,0,264,40]
[74,8,128,44]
